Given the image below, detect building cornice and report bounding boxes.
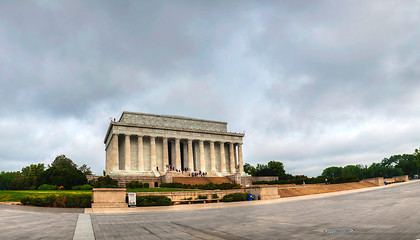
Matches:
[104,121,245,144]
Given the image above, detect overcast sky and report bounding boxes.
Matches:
[1,0,419,177]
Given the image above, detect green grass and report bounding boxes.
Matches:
[126,188,197,192]
[0,190,92,202]
[0,188,196,202]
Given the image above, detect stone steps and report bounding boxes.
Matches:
[172,177,232,185]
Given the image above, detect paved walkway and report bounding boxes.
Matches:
[1,180,419,239]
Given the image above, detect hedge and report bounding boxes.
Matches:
[253,176,359,185]
[21,194,92,208]
[72,184,93,190]
[38,184,57,190]
[136,196,171,206]
[159,182,241,190]
[126,181,143,189]
[221,193,248,202]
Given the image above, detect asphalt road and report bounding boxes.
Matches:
[1,180,419,240]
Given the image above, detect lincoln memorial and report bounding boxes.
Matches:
[104,112,245,177]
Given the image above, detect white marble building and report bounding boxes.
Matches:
[105,112,245,177]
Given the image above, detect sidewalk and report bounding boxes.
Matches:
[85,180,417,214]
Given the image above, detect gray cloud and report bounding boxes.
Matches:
[1,0,419,176]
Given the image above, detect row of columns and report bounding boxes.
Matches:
[111,134,244,174]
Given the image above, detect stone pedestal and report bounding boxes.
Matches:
[92,188,128,208]
[245,185,280,200]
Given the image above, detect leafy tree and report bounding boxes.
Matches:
[321,166,343,178]
[342,165,361,178]
[244,163,256,176]
[249,161,286,179]
[268,161,287,179]
[78,164,92,175]
[50,155,77,169]
[0,171,17,190]
[414,148,420,167]
[20,164,45,188]
[39,167,87,189]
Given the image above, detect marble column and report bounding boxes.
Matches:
[124,135,131,171]
[183,141,188,170]
[162,138,169,171]
[219,142,226,173]
[175,139,181,170]
[150,137,156,171]
[210,141,216,172]
[112,134,119,171]
[229,142,235,173]
[199,140,205,172]
[137,135,144,172]
[234,144,238,172]
[188,140,194,171]
[238,143,244,173]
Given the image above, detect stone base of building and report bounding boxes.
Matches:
[88,172,254,188]
[92,203,128,208]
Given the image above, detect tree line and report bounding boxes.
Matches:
[244,148,420,181]
[321,149,420,180]
[0,155,92,190]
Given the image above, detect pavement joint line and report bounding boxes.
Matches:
[73,213,95,240]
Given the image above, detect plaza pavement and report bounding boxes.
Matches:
[1,180,419,240]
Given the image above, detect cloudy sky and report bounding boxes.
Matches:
[1,0,419,176]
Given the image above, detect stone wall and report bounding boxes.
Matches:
[241,176,279,186]
[361,175,409,186]
[134,189,245,201]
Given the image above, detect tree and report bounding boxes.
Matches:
[243,163,256,176]
[78,164,92,175]
[39,167,87,189]
[414,148,420,167]
[251,161,286,179]
[0,171,17,190]
[50,155,77,169]
[268,161,287,179]
[321,166,343,178]
[395,154,419,177]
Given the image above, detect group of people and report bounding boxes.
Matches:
[167,166,190,173]
[160,165,209,177]
[189,171,208,177]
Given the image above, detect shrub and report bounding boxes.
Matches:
[72,184,93,190]
[136,196,171,206]
[20,194,92,208]
[212,194,219,199]
[221,193,248,202]
[38,184,57,190]
[126,181,143,189]
[197,195,208,199]
[143,182,149,188]
[89,175,118,188]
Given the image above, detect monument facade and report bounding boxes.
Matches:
[104,112,245,177]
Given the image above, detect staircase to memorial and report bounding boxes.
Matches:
[172,176,232,185]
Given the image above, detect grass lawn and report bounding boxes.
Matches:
[0,188,196,202]
[126,188,197,192]
[0,190,92,202]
